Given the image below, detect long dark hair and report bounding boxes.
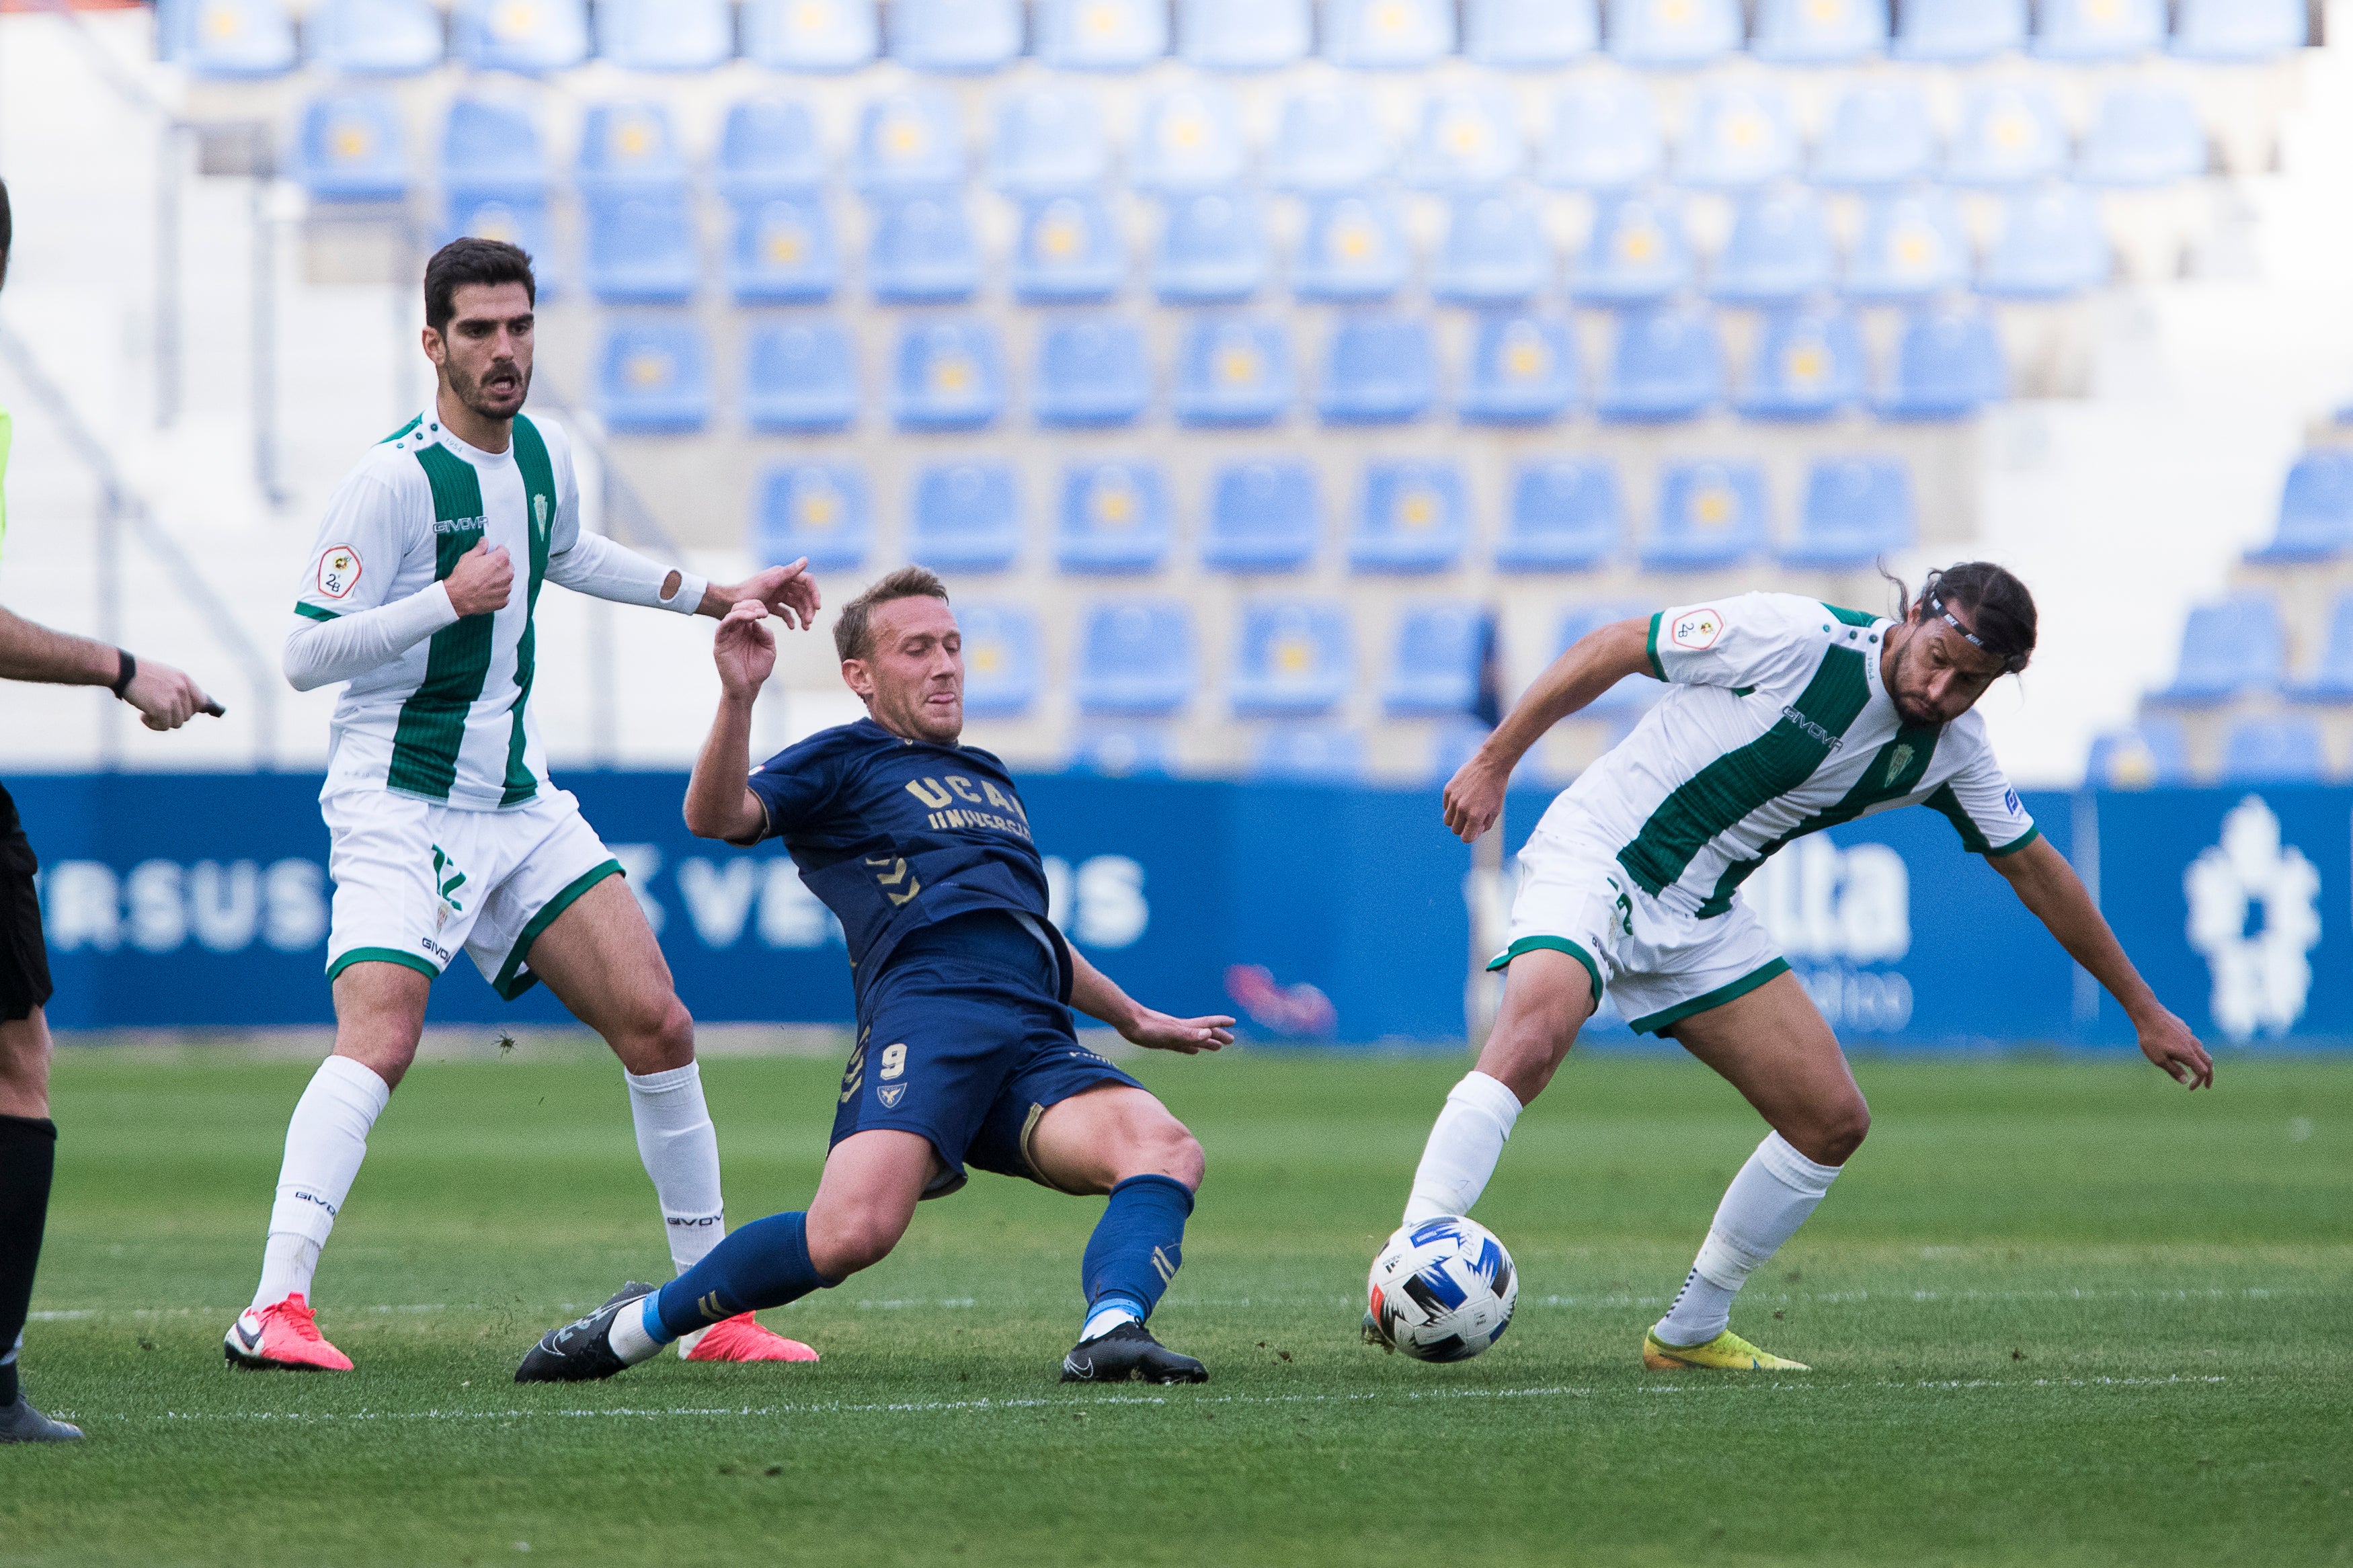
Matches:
[1882,560,2037,673]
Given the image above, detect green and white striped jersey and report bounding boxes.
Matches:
[1556,592,2038,920]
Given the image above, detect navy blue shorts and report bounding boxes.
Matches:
[831,910,1141,1198]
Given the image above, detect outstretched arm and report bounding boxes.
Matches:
[1066,948,1234,1055]
[1441,616,1652,843]
[547,533,822,630]
[682,602,774,846]
[1990,835,2213,1088]
[0,604,219,730]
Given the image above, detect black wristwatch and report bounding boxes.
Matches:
[110,647,136,700]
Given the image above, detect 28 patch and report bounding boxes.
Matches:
[317,545,362,600]
[1671,608,1723,651]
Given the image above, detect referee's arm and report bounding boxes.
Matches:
[0,604,218,730]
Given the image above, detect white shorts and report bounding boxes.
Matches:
[322,786,622,1000]
[1494,818,1788,1036]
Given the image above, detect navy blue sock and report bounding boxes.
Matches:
[649,1211,836,1344]
[1079,1174,1194,1335]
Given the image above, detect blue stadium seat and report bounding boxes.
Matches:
[744,0,878,69]
[1318,316,1436,424]
[1404,89,1525,191]
[1033,317,1152,427]
[1174,317,1293,426]
[1133,87,1248,193]
[1270,89,1391,192]
[1179,0,1310,68]
[1537,79,1663,192]
[2174,0,2307,60]
[2036,0,2163,60]
[1231,602,1355,714]
[453,0,587,73]
[441,195,557,284]
[891,320,1006,431]
[719,99,826,198]
[2086,720,2190,788]
[576,103,685,194]
[2079,85,2208,188]
[854,91,965,192]
[294,94,408,202]
[584,190,700,304]
[1877,308,2005,420]
[1078,602,1198,714]
[1597,306,1723,423]
[1011,193,1125,302]
[1981,185,2110,300]
[1736,305,1866,421]
[2150,594,2285,704]
[1434,196,1550,305]
[1812,85,1936,189]
[1781,456,1914,567]
[1353,462,1468,573]
[441,99,548,202]
[867,196,981,304]
[1607,0,1741,67]
[744,322,859,433]
[1385,603,1488,714]
[1893,0,2024,61]
[891,0,1022,71]
[1466,0,1599,66]
[727,194,839,304]
[309,0,443,74]
[1708,188,1835,304]
[1068,724,1176,776]
[1946,84,2069,188]
[1037,0,1168,67]
[754,463,871,571]
[1058,462,1172,573]
[1644,462,1769,571]
[1250,726,1366,782]
[2248,452,2353,563]
[990,89,1111,194]
[2222,718,2327,783]
[1572,192,1691,304]
[909,463,1022,571]
[1152,191,1269,302]
[2290,593,2353,702]
[1205,461,1320,571]
[597,0,731,69]
[596,321,710,434]
[1459,313,1579,423]
[1678,84,1802,191]
[1499,460,1620,570]
[1556,601,1661,712]
[1324,0,1455,67]
[1294,194,1410,302]
[173,0,297,76]
[1753,0,1886,63]
[958,604,1042,717]
[1843,188,1969,301]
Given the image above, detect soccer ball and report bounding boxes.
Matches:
[1364,1215,1517,1363]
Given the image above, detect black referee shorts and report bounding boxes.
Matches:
[0,782,54,1024]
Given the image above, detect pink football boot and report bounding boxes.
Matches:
[682,1314,820,1364]
[223,1294,355,1371]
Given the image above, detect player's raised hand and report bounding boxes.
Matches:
[2136,1007,2214,1089]
[1441,751,1510,843]
[124,657,221,731]
[720,559,823,630]
[713,598,776,699]
[445,540,514,618]
[1119,1007,1236,1055]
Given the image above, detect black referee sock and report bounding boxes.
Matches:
[0,1113,57,1408]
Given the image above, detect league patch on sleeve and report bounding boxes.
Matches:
[1670,608,1724,651]
[316,546,362,600]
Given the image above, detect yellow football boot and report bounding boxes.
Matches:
[1642,1327,1810,1372]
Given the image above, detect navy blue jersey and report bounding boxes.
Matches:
[746,718,1069,995]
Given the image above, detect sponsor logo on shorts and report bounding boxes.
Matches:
[418,936,451,964]
[1670,608,1723,651]
[878,1083,908,1109]
[316,546,361,600]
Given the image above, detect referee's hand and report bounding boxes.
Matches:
[124,658,221,731]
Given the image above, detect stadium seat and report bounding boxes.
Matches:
[597,0,731,69]
[1038,0,1168,67]
[909,463,1022,571]
[744,322,859,433]
[1175,317,1293,426]
[957,604,1042,717]
[1152,191,1269,302]
[1250,725,1366,782]
[1458,313,1579,423]
[1433,196,1550,305]
[990,89,1111,194]
[1179,0,1311,68]
[1557,601,1661,711]
[1270,89,1391,193]
[1293,194,1410,302]
[1572,192,1691,304]
[2036,0,2164,60]
[1033,317,1152,427]
[1011,193,1126,303]
[1677,85,1802,190]
[719,99,827,198]
[1536,79,1663,192]
[1231,601,1353,716]
[441,99,549,202]
[1736,305,1866,421]
[576,103,685,194]
[1812,85,1936,189]
[1466,0,1599,66]
[1068,724,1175,776]
[1597,306,1723,423]
[1078,602,1198,714]
[1404,89,1525,191]
[453,0,588,73]
[1607,0,1741,67]
[2149,594,2286,704]
[1708,188,1835,304]
[309,0,444,74]
[294,94,408,202]
[1643,462,1768,571]
[583,190,700,304]
[754,463,871,571]
[596,322,710,436]
[1498,460,1620,570]
[1132,87,1248,193]
[441,195,556,281]
[2290,593,2353,702]
[1980,185,2111,300]
[1058,462,1172,573]
[1946,84,2069,188]
[727,194,839,304]
[744,0,878,69]
[1753,0,1886,63]
[1877,308,2005,420]
[854,91,965,192]
[1204,461,1320,571]
[891,320,1006,431]
[2249,452,2353,563]
[1843,188,1970,302]
[2079,85,2209,188]
[1352,461,1468,573]
[1318,315,1436,424]
[2221,718,2327,783]
[867,196,981,304]
[1781,456,1914,567]
[1385,603,1488,714]
[1324,0,1455,67]
[2086,719,2190,788]
[173,0,297,76]
[891,0,1021,71]
[2174,0,2307,60]
[1893,0,2023,60]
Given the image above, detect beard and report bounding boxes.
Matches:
[449,356,530,419]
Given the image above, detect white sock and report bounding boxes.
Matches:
[626,1061,729,1356]
[1401,1071,1523,1226]
[1080,1301,1142,1342]
[606,1293,668,1366]
[251,1056,391,1311]
[1653,1131,1843,1347]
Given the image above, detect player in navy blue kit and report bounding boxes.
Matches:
[518,567,1234,1385]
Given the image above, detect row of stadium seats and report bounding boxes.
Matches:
[162,0,2311,81]
[2089,714,2350,788]
[744,453,1916,574]
[594,306,2007,433]
[2241,448,2353,562]
[2142,590,2353,706]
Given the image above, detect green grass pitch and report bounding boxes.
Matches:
[5,1043,2351,1567]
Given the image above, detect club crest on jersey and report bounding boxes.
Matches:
[316,546,360,600]
[1884,744,1915,787]
[533,493,550,539]
[1670,608,1723,651]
